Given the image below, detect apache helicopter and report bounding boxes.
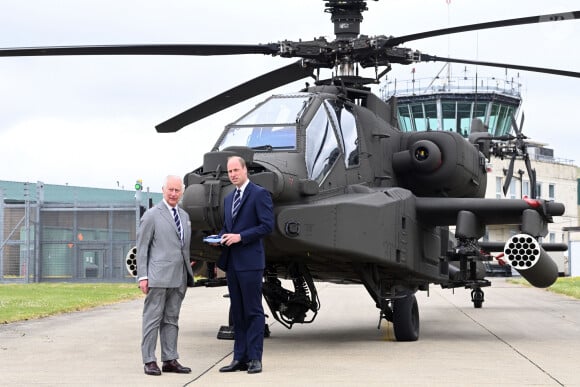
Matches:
[1,1,578,342]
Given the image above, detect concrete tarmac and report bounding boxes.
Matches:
[1,278,579,386]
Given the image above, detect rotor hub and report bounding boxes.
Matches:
[324,0,370,40]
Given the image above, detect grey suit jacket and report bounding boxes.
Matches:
[136,201,193,288]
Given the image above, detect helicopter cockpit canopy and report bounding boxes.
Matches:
[215,92,359,185]
[306,98,360,184]
[216,94,309,152]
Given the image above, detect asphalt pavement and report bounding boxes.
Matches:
[1,278,580,386]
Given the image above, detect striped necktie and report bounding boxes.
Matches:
[232,189,241,219]
[172,207,182,242]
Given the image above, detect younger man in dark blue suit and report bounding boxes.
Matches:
[218,156,274,374]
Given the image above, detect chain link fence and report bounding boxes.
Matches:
[1,185,142,283]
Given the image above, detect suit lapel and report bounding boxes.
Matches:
[159,203,174,228]
[224,192,233,228]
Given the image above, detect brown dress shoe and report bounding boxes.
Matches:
[162,359,191,374]
[144,361,161,376]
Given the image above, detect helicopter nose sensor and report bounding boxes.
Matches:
[392,132,487,197]
[414,146,429,161]
[393,139,442,174]
[410,140,441,171]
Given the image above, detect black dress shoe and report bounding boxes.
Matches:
[144,361,161,376]
[247,359,262,374]
[219,360,249,372]
[162,359,191,374]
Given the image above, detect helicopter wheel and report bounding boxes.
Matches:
[393,293,420,342]
[471,288,484,309]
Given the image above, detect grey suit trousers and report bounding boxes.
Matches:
[141,286,186,363]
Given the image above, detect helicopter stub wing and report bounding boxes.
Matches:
[415,197,564,228]
[415,196,564,288]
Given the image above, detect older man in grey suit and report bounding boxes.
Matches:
[136,175,194,376]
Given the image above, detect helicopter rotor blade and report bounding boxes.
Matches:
[386,11,580,46]
[510,114,522,136]
[418,54,580,78]
[503,154,516,196]
[156,60,315,133]
[0,44,279,58]
[524,156,537,199]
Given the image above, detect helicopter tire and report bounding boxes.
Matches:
[393,293,420,342]
[471,288,484,309]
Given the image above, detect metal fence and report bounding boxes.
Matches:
[1,188,140,283]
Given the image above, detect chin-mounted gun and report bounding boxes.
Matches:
[262,262,320,329]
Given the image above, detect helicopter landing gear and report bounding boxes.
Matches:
[392,293,420,341]
[471,288,485,308]
[378,292,420,341]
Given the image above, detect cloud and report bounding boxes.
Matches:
[0,0,578,189]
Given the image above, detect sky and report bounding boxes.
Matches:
[0,0,578,191]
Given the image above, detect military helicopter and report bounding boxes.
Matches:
[1,1,578,342]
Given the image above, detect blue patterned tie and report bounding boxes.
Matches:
[172,207,182,242]
[232,189,241,219]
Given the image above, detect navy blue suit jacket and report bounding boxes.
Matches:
[218,181,274,272]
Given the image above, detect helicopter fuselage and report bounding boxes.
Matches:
[185,85,490,284]
[180,84,563,335]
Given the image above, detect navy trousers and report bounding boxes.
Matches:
[226,269,265,361]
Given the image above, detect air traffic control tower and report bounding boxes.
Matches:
[381,69,522,137]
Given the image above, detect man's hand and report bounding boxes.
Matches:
[139,279,149,294]
[221,233,241,246]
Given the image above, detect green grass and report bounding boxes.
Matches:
[0,283,143,324]
[508,276,580,299]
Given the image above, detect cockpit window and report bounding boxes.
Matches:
[305,104,340,184]
[218,125,296,150]
[236,95,309,125]
[216,95,308,151]
[324,100,359,168]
